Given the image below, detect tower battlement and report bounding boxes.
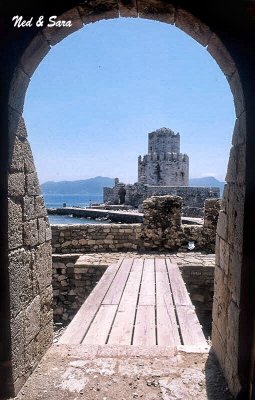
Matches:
[148,127,180,154]
[138,128,189,186]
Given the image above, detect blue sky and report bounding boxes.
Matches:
[24,18,235,184]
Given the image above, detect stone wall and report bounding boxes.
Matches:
[104,180,220,213]
[51,197,221,254]
[138,153,189,186]
[180,265,214,338]
[52,254,107,323]
[141,196,221,253]
[51,224,141,253]
[8,117,53,394]
[212,113,246,394]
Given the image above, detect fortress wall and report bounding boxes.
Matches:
[51,223,142,253]
[52,254,107,323]
[138,155,189,186]
[51,197,220,254]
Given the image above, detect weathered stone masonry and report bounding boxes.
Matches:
[52,254,107,323]
[8,118,53,394]
[51,197,221,254]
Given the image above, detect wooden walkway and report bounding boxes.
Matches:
[60,258,206,347]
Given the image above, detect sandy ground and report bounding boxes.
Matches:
[13,344,233,400]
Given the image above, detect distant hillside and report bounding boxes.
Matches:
[189,176,225,196]
[41,175,225,196]
[41,176,115,195]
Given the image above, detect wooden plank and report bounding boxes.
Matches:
[155,258,173,307]
[155,259,181,346]
[59,260,123,344]
[138,258,155,306]
[176,305,207,346]
[166,259,192,306]
[102,258,133,305]
[157,305,181,346]
[108,259,144,345]
[133,305,156,346]
[82,305,118,345]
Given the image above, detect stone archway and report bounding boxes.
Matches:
[1,1,254,398]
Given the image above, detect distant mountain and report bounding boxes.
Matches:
[189,176,225,196]
[41,175,225,196]
[41,176,115,195]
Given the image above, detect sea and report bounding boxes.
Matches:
[44,194,105,225]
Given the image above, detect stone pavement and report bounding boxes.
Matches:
[13,345,233,400]
[76,251,215,269]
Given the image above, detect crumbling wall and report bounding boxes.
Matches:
[51,197,220,253]
[52,254,107,323]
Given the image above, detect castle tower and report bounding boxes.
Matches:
[138,127,189,186]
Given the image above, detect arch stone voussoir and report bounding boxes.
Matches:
[20,32,50,78]
[207,33,236,78]
[175,8,212,47]
[78,1,119,25]
[8,67,30,114]
[118,0,138,17]
[43,7,84,46]
[137,0,175,24]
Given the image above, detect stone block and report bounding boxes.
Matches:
[20,32,50,77]
[26,172,41,195]
[175,8,212,47]
[43,7,83,46]
[40,286,53,327]
[35,196,47,217]
[207,33,236,77]
[23,196,35,221]
[34,242,52,293]
[9,249,33,317]
[118,0,138,17]
[212,265,230,339]
[23,139,36,173]
[8,172,25,197]
[224,354,241,396]
[216,211,227,241]
[23,219,39,247]
[138,0,175,23]
[36,322,53,359]
[78,1,118,24]
[8,108,23,160]
[227,70,245,118]
[38,217,47,244]
[9,136,24,172]
[215,234,220,267]
[225,146,237,183]
[219,238,230,275]
[227,184,244,249]
[211,322,226,370]
[232,112,246,146]
[8,198,23,250]
[228,249,242,305]
[237,144,246,185]
[46,223,52,241]
[24,295,41,345]
[226,300,240,358]
[10,311,25,382]
[8,66,30,113]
